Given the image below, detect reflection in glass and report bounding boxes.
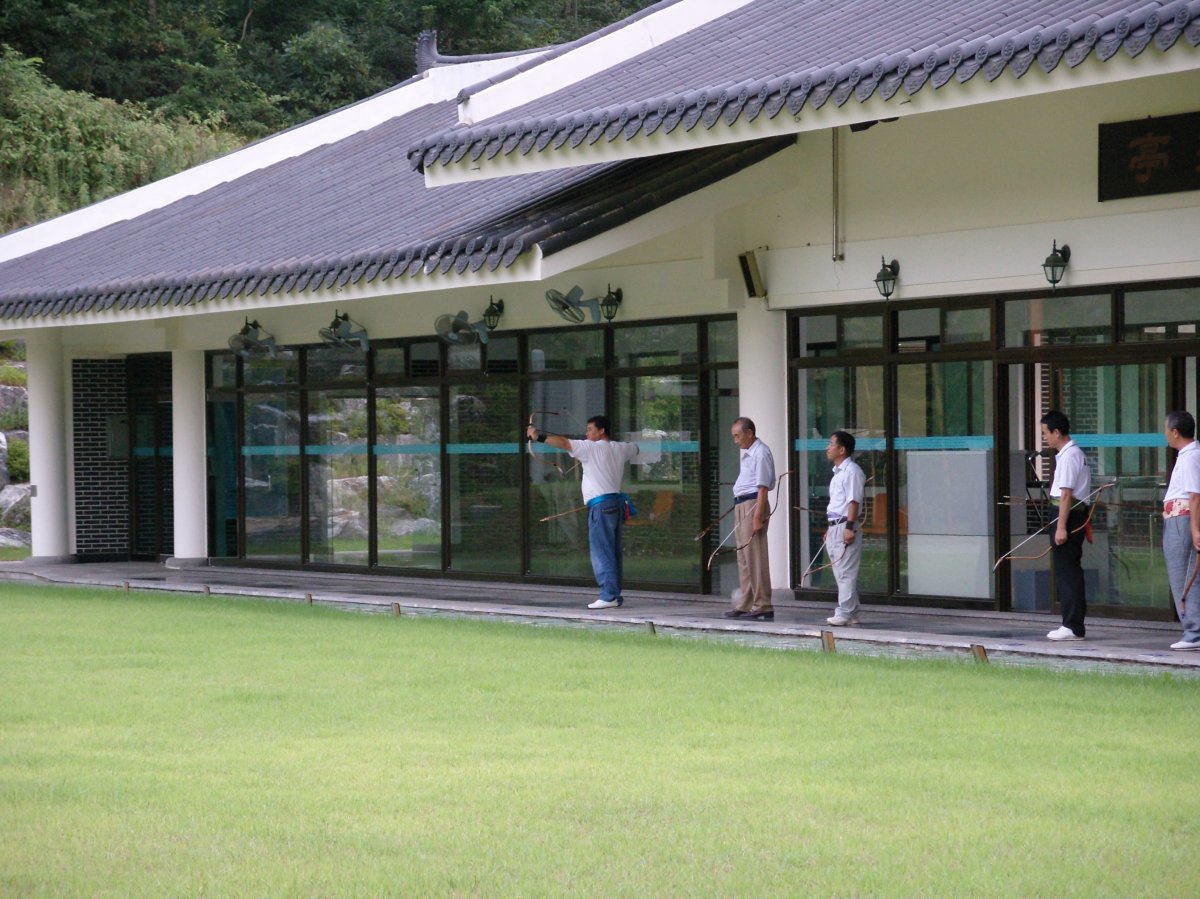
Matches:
[243,349,298,386]
[614,323,697,367]
[896,361,993,598]
[707,319,738,363]
[210,353,237,389]
[529,329,603,372]
[945,307,990,344]
[795,366,887,594]
[306,345,366,383]
[243,391,300,561]
[1004,295,1110,347]
[1123,287,1200,342]
[448,382,520,573]
[376,387,441,568]
[528,378,604,580]
[208,398,238,557]
[795,315,837,357]
[1008,362,1169,611]
[616,374,700,585]
[307,390,369,565]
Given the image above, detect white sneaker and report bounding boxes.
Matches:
[1170,639,1200,650]
[827,615,857,626]
[587,598,623,610]
[1047,626,1083,641]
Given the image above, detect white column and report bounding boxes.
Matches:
[168,349,208,565]
[735,302,790,590]
[25,328,70,560]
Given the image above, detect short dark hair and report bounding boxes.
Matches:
[1040,410,1070,436]
[733,416,756,435]
[1167,410,1196,440]
[587,415,611,437]
[832,430,856,455]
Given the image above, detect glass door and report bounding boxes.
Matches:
[794,364,887,594]
[1006,361,1170,613]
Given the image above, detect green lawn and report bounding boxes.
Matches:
[1,583,1198,897]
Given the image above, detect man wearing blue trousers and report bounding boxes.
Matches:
[528,415,639,610]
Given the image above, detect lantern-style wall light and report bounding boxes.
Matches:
[482,296,505,331]
[599,284,623,322]
[873,258,900,299]
[1043,240,1071,289]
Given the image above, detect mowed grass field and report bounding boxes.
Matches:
[1,583,1198,897]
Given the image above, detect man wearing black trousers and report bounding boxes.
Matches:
[1040,410,1091,641]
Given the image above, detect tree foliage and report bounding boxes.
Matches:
[0,47,240,232]
[0,1,656,231]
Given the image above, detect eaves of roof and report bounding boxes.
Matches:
[0,136,793,322]
[407,0,1200,174]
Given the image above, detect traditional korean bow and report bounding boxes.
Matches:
[703,471,792,571]
[992,481,1114,570]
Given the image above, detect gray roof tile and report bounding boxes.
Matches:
[409,0,1200,171]
[0,92,792,319]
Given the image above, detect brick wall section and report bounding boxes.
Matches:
[72,360,128,556]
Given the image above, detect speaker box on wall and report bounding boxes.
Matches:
[737,251,765,298]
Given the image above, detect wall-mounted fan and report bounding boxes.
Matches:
[319,311,369,352]
[228,318,278,359]
[545,286,601,324]
[434,310,490,345]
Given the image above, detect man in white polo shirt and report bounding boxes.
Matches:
[723,417,775,621]
[527,414,638,610]
[825,430,865,626]
[1162,410,1200,650]
[1041,410,1091,641]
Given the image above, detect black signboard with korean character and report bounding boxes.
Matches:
[1098,111,1200,201]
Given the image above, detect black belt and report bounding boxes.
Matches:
[734,493,758,505]
[827,517,848,525]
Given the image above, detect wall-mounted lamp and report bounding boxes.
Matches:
[482,296,504,331]
[1043,240,1071,289]
[319,310,369,352]
[228,318,278,359]
[600,284,623,322]
[874,257,900,299]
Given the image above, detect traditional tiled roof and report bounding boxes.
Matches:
[408,0,1200,172]
[0,89,792,319]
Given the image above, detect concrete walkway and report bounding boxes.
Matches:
[2,560,1197,678]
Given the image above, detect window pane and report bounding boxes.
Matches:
[447,341,481,371]
[945,307,990,344]
[306,390,369,565]
[209,353,237,389]
[409,342,440,378]
[616,374,701,586]
[896,361,994,599]
[614,323,697,367]
[306,345,367,384]
[1004,295,1111,347]
[376,387,441,569]
[1123,287,1200,341]
[897,308,940,353]
[707,319,738,363]
[243,391,300,561]
[795,315,838,357]
[842,315,883,350]
[243,348,298,386]
[208,398,238,557]
[528,378,605,580]
[794,366,887,594]
[486,336,519,374]
[375,346,405,377]
[529,329,603,372]
[448,381,520,573]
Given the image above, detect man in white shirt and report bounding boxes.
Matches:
[1040,410,1091,641]
[1162,410,1200,650]
[723,417,775,621]
[825,430,865,626]
[527,415,639,610]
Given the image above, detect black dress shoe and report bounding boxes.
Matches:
[722,609,748,619]
[747,610,775,621]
